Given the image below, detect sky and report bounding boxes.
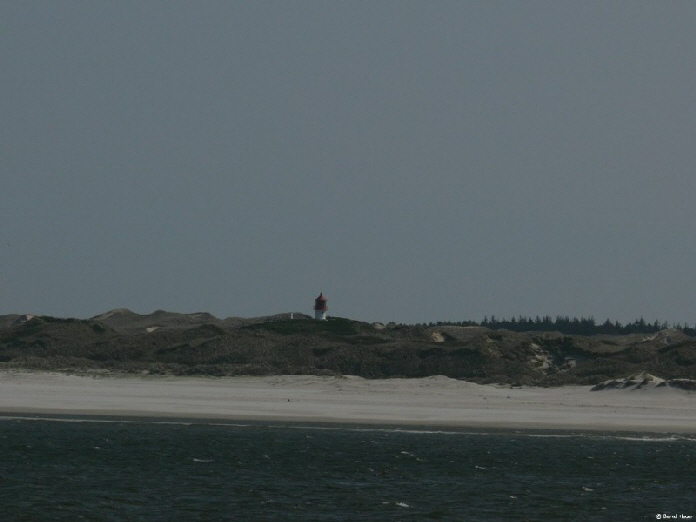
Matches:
[2,1,695,325]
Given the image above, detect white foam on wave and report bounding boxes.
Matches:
[526,433,578,439]
[382,501,410,508]
[580,432,696,443]
[265,424,465,436]
[0,415,252,429]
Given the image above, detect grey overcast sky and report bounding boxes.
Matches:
[2,1,695,325]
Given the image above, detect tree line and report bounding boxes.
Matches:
[423,315,695,337]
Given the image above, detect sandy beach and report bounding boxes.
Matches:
[1,372,694,433]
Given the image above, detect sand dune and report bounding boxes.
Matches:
[1,372,694,433]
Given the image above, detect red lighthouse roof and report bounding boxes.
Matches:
[314,293,328,311]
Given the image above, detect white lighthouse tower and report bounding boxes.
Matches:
[314,293,328,320]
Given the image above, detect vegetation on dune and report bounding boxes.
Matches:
[0,313,694,385]
[432,315,696,337]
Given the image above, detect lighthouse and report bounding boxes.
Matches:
[314,293,328,320]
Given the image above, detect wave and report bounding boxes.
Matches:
[3,415,694,443]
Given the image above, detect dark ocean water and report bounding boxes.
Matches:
[0,417,693,521]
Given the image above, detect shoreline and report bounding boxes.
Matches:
[1,371,694,433]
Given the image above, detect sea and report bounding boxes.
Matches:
[0,416,693,521]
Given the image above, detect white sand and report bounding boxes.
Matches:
[1,372,694,432]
